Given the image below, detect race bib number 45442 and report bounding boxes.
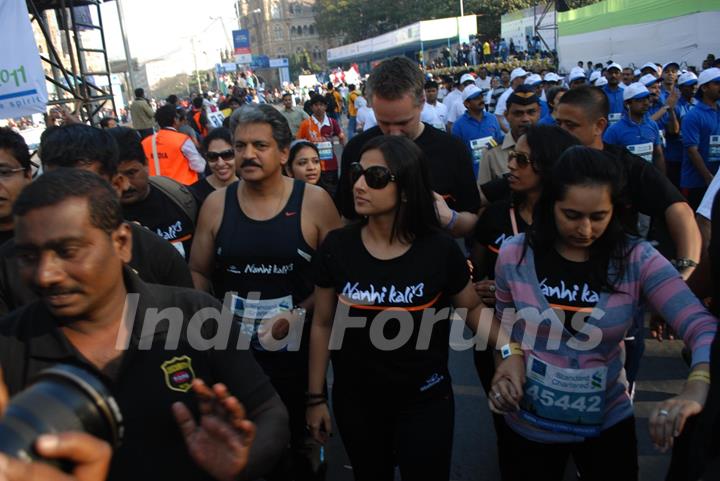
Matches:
[519,355,607,437]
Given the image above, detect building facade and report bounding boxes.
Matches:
[235,0,336,66]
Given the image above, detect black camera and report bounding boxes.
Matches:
[0,364,123,469]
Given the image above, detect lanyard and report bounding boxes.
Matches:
[509,207,519,236]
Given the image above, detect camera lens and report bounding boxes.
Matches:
[0,364,123,465]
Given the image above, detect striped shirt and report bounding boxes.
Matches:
[494,234,717,443]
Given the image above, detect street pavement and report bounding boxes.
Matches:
[322,329,686,481]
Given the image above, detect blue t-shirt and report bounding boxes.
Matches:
[451,112,504,178]
[539,99,549,120]
[666,97,696,162]
[603,85,625,125]
[603,114,660,163]
[538,113,556,126]
[681,101,720,188]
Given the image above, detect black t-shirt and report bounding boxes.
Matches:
[604,143,685,217]
[312,223,470,399]
[335,124,481,219]
[534,248,601,336]
[0,223,193,315]
[123,184,195,260]
[188,177,216,207]
[474,199,529,279]
[0,268,275,481]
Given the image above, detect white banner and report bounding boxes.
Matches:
[0,1,48,120]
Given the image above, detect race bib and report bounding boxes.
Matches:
[608,113,622,125]
[316,141,333,161]
[232,294,293,351]
[470,136,494,175]
[626,142,653,163]
[709,135,720,162]
[519,355,607,437]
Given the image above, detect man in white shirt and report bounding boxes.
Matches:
[494,67,529,133]
[474,66,492,91]
[422,80,449,131]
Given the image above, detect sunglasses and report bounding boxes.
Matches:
[508,150,531,167]
[206,149,235,162]
[349,162,396,189]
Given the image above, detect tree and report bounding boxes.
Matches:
[290,49,321,79]
[316,0,602,44]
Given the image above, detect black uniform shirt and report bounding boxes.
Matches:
[0,268,275,481]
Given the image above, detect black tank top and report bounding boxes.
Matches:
[213,179,315,308]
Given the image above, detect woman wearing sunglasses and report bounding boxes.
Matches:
[489,147,717,481]
[306,135,497,481]
[285,140,322,186]
[188,127,238,206]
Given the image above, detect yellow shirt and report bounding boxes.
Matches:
[348,91,360,117]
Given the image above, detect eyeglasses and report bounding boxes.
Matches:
[349,162,396,189]
[508,151,531,167]
[206,149,235,162]
[0,167,26,179]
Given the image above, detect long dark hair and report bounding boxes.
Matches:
[358,135,440,243]
[525,146,636,292]
[511,124,582,208]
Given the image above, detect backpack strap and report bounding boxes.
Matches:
[148,176,198,226]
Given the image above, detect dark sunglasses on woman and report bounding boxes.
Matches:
[508,150,532,167]
[206,149,235,162]
[349,162,397,189]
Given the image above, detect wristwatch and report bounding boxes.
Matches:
[671,258,698,272]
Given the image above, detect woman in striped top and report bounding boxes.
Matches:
[488,146,716,481]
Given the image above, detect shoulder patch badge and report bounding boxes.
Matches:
[161,355,195,392]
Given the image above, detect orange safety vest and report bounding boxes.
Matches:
[193,110,208,138]
[141,129,199,185]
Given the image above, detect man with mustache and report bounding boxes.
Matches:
[190,104,342,480]
[109,127,197,260]
[0,169,289,481]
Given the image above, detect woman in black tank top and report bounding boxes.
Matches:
[306,136,496,481]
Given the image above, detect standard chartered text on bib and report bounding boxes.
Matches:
[519,354,607,437]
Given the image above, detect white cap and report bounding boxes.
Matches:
[634,69,641,77]
[641,62,659,73]
[543,72,562,82]
[677,71,698,87]
[698,67,720,87]
[639,73,659,87]
[589,71,601,82]
[459,73,475,85]
[623,82,651,101]
[569,66,586,82]
[594,77,608,87]
[462,84,484,102]
[510,68,529,83]
[524,74,542,86]
[607,62,623,71]
[663,61,680,71]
